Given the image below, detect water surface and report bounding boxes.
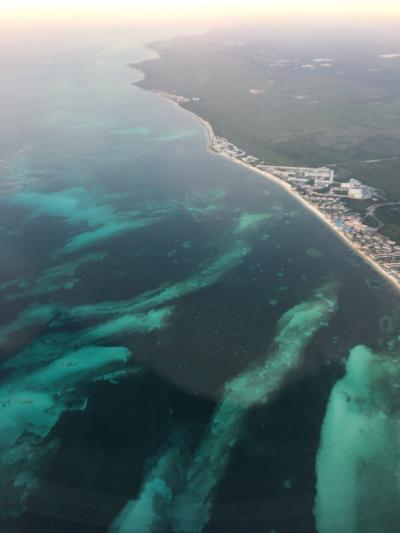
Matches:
[1,24,399,533]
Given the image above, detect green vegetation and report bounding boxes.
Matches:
[136,32,400,205]
[374,207,400,242]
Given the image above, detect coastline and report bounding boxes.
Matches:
[150,90,400,293]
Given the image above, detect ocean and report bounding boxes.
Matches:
[1,24,399,533]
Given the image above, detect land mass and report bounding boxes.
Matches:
[133,27,400,289]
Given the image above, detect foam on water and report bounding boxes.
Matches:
[38,252,107,283]
[0,305,58,346]
[110,435,188,533]
[7,252,107,300]
[79,307,174,343]
[5,188,163,259]
[315,344,400,533]
[2,213,254,355]
[0,345,131,517]
[0,212,275,520]
[170,281,337,533]
[232,213,270,235]
[108,282,337,533]
[57,212,270,322]
[54,217,161,256]
[2,305,173,375]
[6,188,114,226]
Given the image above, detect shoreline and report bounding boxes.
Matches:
[150,90,400,293]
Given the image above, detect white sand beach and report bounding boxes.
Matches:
[154,91,400,293]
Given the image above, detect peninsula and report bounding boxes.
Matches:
[133,30,400,291]
[152,90,400,291]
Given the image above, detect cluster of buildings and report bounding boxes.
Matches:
[213,136,374,201]
[154,91,190,104]
[213,137,246,158]
[211,134,400,284]
[338,179,373,200]
[154,90,201,105]
[156,93,399,284]
[261,165,373,200]
[303,194,400,283]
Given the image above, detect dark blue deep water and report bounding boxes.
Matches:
[1,24,400,533]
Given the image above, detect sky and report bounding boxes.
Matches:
[2,0,400,19]
[1,0,400,43]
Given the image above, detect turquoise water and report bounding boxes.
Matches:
[1,24,400,533]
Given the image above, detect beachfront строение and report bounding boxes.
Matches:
[154,90,400,291]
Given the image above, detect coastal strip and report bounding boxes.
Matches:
[150,90,400,293]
